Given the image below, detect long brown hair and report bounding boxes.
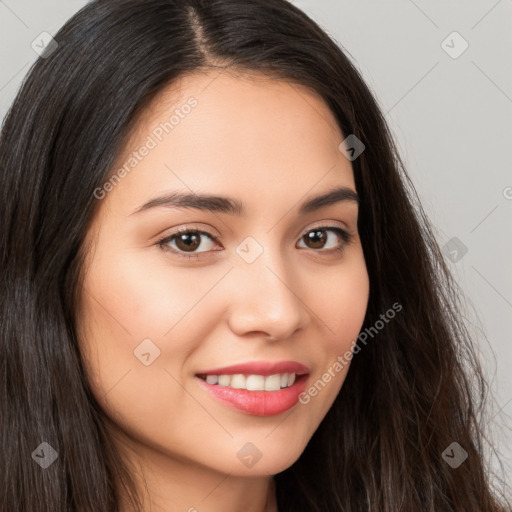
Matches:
[0,0,509,510]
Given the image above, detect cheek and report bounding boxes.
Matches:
[80,243,229,340]
[76,254,211,449]
[76,244,233,410]
[314,251,370,351]
[301,251,369,404]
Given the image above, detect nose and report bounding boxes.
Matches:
[226,246,310,341]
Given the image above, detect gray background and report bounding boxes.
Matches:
[1,0,510,480]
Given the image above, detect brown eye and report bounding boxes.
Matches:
[303,229,328,249]
[297,226,351,252]
[158,229,219,257]
[174,231,202,252]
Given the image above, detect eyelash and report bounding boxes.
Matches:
[155,225,353,260]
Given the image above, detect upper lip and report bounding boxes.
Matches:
[195,360,310,377]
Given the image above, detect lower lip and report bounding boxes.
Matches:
[195,374,309,416]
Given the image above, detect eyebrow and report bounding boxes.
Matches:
[130,185,359,217]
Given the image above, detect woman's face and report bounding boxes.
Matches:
[77,70,369,478]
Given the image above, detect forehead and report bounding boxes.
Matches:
[122,68,345,164]
[100,69,355,217]
[137,68,342,137]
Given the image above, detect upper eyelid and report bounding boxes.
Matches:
[165,222,348,238]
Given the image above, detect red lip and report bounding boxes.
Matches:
[196,374,309,416]
[195,360,310,377]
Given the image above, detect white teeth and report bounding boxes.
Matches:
[230,374,246,389]
[205,374,218,385]
[200,372,297,391]
[246,375,265,391]
[264,374,282,391]
[218,375,231,387]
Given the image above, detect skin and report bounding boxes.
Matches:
[77,69,370,512]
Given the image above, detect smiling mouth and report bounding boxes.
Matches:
[195,372,301,391]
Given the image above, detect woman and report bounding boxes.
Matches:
[0,0,509,511]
